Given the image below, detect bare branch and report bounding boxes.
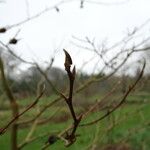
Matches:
[80,61,146,126]
[0,85,45,135]
[2,0,74,30]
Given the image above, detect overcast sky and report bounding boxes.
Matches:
[0,0,150,73]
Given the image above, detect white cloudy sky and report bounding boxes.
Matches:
[0,0,150,73]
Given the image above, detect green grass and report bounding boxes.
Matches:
[0,93,150,150]
[127,92,150,102]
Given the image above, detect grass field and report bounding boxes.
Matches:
[0,93,150,150]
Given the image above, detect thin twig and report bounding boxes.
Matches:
[0,86,45,135]
[80,61,146,126]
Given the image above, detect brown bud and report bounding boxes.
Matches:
[47,135,58,145]
[51,58,54,62]
[80,0,84,8]
[9,38,18,44]
[64,49,72,71]
[0,27,6,33]
[55,7,60,12]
